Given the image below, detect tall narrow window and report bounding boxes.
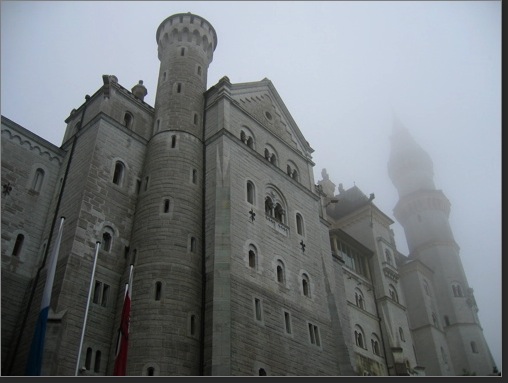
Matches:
[32,168,45,192]
[155,281,162,301]
[85,347,93,370]
[136,179,141,194]
[93,281,102,304]
[101,284,109,307]
[423,280,430,296]
[247,181,255,204]
[197,66,202,76]
[190,237,196,253]
[180,47,185,56]
[308,323,320,346]
[144,176,149,191]
[296,214,304,235]
[102,232,112,252]
[355,326,365,348]
[248,246,257,269]
[302,274,310,297]
[94,350,101,372]
[164,199,170,213]
[112,161,125,185]
[254,298,262,321]
[171,135,177,148]
[193,113,198,125]
[371,336,381,356]
[444,315,450,326]
[12,234,24,257]
[276,261,285,284]
[284,311,292,334]
[147,367,155,376]
[190,315,196,336]
[192,169,197,184]
[124,112,133,129]
[177,83,182,93]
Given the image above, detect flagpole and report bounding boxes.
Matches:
[113,264,133,376]
[74,241,101,376]
[25,216,65,376]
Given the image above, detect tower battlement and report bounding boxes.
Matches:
[156,13,217,62]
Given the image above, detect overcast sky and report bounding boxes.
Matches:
[1,1,501,370]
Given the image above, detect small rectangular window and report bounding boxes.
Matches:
[255,298,262,321]
[93,281,102,304]
[284,311,292,334]
[308,323,320,346]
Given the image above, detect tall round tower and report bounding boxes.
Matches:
[127,13,217,376]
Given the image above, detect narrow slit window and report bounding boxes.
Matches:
[94,350,101,372]
[190,315,196,335]
[112,161,125,185]
[164,199,170,213]
[93,281,102,304]
[254,298,262,321]
[101,284,109,307]
[190,237,196,253]
[171,135,177,148]
[249,250,256,269]
[12,234,24,257]
[177,83,182,93]
[284,312,292,334]
[85,348,93,370]
[192,169,197,184]
[155,281,162,301]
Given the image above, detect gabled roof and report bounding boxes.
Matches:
[206,77,314,157]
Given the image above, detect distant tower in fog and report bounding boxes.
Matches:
[388,118,496,375]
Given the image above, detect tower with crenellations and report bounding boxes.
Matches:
[127,13,217,375]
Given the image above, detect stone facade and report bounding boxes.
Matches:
[1,12,496,377]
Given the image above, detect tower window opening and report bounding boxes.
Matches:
[93,281,102,304]
[144,176,149,191]
[101,284,109,307]
[309,323,320,346]
[171,135,177,148]
[155,281,162,301]
[94,350,101,372]
[147,367,155,376]
[190,237,196,253]
[284,311,292,334]
[112,161,125,185]
[444,315,450,326]
[248,250,256,268]
[302,274,310,297]
[296,213,304,235]
[164,199,170,213]
[254,298,262,321]
[12,234,24,257]
[85,347,93,370]
[102,232,112,252]
[124,112,133,129]
[197,66,202,76]
[190,314,196,336]
[181,47,185,56]
[177,83,182,93]
[246,181,255,204]
[276,261,285,284]
[32,168,45,192]
[258,368,267,376]
[192,169,197,184]
[193,113,198,125]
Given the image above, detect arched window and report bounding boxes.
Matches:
[248,245,257,269]
[155,281,162,301]
[399,327,405,342]
[246,136,254,149]
[246,181,255,204]
[124,112,133,129]
[94,350,101,372]
[354,325,365,349]
[265,196,274,216]
[85,347,93,370]
[274,203,285,223]
[291,169,299,181]
[12,234,24,257]
[112,161,125,185]
[270,153,277,165]
[276,260,285,284]
[101,227,114,252]
[302,273,310,297]
[147,367,155,376]
[258,368,267,376]
[163,199,170,213]
[355,288,365,310]
[296,213,304,236]
[371,334,381,356]
[240,131,247,143]
[389,284,399,303]
[32,168,45,192]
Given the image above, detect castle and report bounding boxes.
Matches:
[1,13,496,376]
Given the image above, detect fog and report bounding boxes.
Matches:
[1,1,501,369]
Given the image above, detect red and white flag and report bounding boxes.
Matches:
[113,265,133,376]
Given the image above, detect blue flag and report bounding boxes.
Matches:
[25,217,65,376]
